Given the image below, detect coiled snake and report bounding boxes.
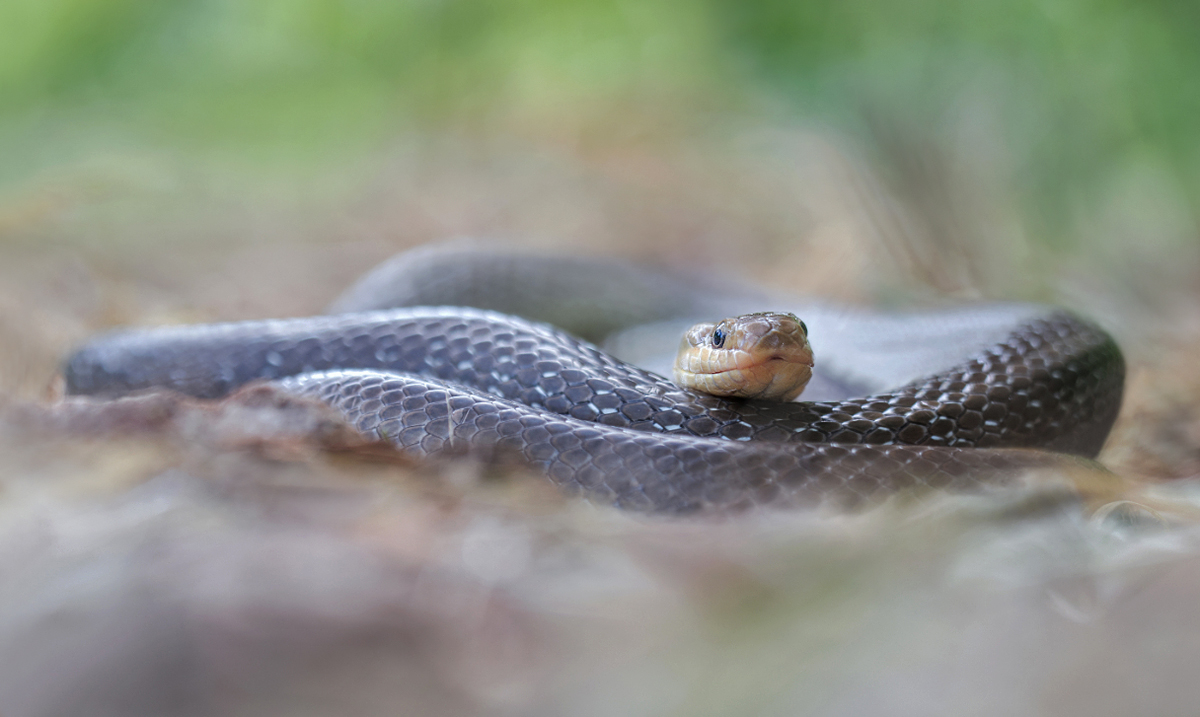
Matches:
[62,244,1125,512]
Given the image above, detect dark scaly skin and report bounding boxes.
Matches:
[324,241,764,344]
[324,245,1123,458]
[62,298,1125,513]
[275,370,1078,513]
[63,307,1122,456]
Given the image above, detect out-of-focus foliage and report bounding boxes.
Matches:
[0,0,1196,250]
[0,0,726,170]
[713,0,1200,248]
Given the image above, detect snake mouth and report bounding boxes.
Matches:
[689,354,814,402]
[686,353,814,377]
[766,354,814,367]
[752,353,815,372]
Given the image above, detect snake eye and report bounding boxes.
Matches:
[711,328,725,348]
[799,320,808,335]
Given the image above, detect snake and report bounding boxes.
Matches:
[61,243,1126,513]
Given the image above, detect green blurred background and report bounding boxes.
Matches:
[1,0,1197,305]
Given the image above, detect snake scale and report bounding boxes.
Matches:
[62,244,1126,512]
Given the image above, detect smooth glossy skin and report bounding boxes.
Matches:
[61,247,1127,512]
[674,312,814,401]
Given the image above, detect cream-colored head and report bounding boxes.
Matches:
[673,312,814,401]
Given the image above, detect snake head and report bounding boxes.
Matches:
[673,312,814,401]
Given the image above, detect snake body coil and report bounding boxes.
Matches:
[62,247,1125,512]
